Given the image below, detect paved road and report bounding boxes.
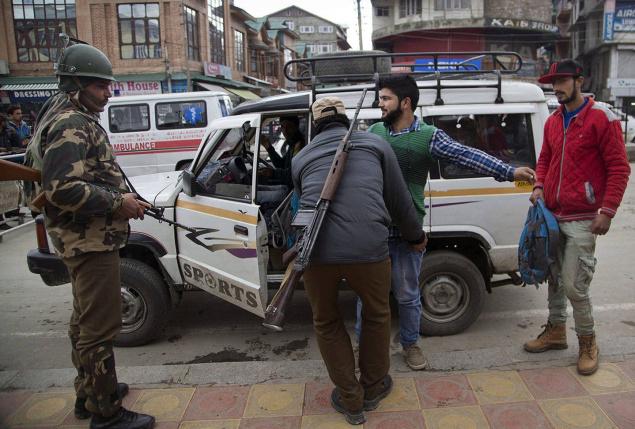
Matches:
[1,171,634,376]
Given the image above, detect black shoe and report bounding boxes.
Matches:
[363,374,393,411]
[75,383,130,419]
[330,388,365,425]
[90,408,154,429]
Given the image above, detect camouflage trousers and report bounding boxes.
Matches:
[547,220,597,335]
[64,250,122,418]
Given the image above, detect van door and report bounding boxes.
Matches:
[421,104,538,261]
[175,114,269,317]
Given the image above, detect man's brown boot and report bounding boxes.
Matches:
[577,333,599,375]
[523,322,568,353]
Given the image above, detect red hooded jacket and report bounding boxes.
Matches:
[535,98,630,221]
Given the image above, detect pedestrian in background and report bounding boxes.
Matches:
[7,104,31,146]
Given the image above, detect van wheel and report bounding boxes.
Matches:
[114,258,170,347]
[419,251,485,336]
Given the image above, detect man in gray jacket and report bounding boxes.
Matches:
[292,97,426,425]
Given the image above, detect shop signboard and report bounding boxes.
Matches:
[111,81,162,96]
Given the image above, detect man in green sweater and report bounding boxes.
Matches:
[355,75,536,370]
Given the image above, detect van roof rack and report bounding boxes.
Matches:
[284,51,523,105]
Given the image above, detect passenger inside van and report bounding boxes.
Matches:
[258,115,306,189]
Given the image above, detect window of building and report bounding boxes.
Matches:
[207,0,225,64]
[266,55,277,77]
[318,25,333,33]
[399,0,422,17]
[434,0,471,10]
[284,20,294,30]
[109,104,150,133]
[299,25,314,33]
[12,0,77,62]
[249,49,258,73]
[184,6,200,61]
[156,100,207,130]
[117,3,160,60]
[431,113,535,179]
[375,7,390,16]
[234,30,245,72]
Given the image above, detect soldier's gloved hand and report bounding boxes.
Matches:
[117,193,152,220]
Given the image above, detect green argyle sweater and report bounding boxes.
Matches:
[369,121,435,223]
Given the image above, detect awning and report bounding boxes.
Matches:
[1,83,59,91]
[225,87,260,100]
[244,75,273,86]
[195,81,260,100]
[192,74,258,90]
[195,81,231,95]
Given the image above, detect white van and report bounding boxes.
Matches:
[101,91,233,176]
[29,52,554,345]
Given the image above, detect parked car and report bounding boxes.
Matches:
[27,51,550,346]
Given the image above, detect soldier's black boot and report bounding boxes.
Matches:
[90,408,154,429]
[75,383,130,419]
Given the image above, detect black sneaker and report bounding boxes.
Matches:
[75,383,130,419]
[330,388,365,425]
[363,374,393,411]
[90,408,154,429]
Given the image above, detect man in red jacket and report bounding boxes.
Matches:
[525,60,631,375]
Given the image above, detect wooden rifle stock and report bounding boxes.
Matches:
[262,265,302,331]
[0,159,41,182]
[262,89,368,332]
[0,159,47,209]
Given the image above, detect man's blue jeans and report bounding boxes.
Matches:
[356,238,424,347]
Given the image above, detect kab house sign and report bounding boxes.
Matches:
[486,18,559,33]
[110,81,162,96]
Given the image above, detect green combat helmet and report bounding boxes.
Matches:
[56,34,116,92]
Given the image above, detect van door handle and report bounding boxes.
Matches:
[234,225,248,236]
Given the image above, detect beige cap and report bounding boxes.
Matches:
[311,96,346,121]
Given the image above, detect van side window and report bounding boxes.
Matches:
[194,127,255,201]
[156,101,207,130]
[109,104,150,133]
[432,113,536,180]
[218,99,229,117]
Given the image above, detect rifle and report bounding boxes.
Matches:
[262,89,368,332]
[0,159,191,229]
[0,159,47,209]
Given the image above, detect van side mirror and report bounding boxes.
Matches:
[182,169,196,197]
[242,121,251,135]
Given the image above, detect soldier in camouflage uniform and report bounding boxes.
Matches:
[31,42,154,429]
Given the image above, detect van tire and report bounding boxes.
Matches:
[114,258,170,347]
[418,251,485,336]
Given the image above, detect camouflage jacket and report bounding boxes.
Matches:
[39,92,129,258]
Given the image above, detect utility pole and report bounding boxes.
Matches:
[164,42,172,93]
[356,0,363,50]
[181,0,191,92]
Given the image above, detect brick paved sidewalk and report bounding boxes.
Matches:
[1,359,634,429]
